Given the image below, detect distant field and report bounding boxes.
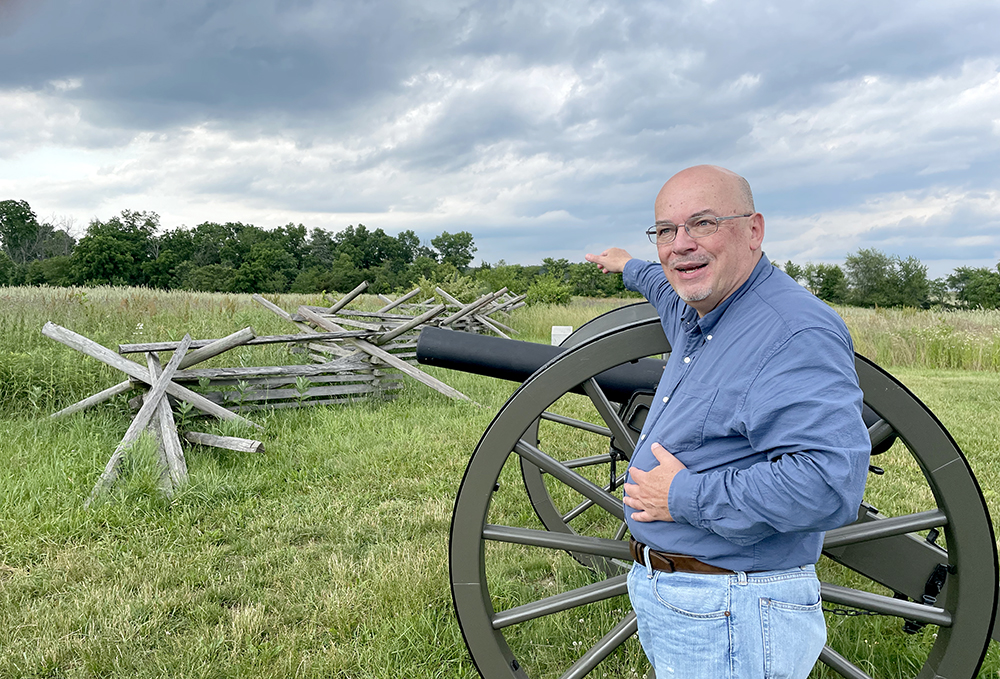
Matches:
[1,286,998,678]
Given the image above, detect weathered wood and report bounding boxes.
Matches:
[478,314,517,334]
[297,306,473,402]
[472,313,510,339]
[493,293,527,313]
[187,373,379,390]
[377,304,445,344]
[145,353,172,494]
[146,353,188,490]
[178,327,256,369]
[50,380,135,419]
[118,330,373,354]
[252,294,293,320]
[183,431,264,454]
[85,336,192,506]
[42,322,260,430]
[172,358,371,382]
[326,281,369,314]
[376,287,422,313]
[434,287,464,307]
[310,316,383,331]
[306,342,357,358]
[325,310,415,321]
[205,381,386,404]
[217,388,402,412]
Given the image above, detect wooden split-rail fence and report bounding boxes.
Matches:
[41,283,524,503]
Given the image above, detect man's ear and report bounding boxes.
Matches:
[749,213,765,250]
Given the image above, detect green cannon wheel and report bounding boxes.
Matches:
[450,317,997,679]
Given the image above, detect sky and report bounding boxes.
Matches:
[1,0,998,279]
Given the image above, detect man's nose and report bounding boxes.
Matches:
[669,224,698,253]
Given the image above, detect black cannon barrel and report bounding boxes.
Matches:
[416,326,665,403]
[416,326,893,455]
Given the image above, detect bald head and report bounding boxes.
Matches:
[655,165,755,218]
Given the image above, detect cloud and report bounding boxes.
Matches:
[0,0,999,273]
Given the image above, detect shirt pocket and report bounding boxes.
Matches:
[661,379,718,451]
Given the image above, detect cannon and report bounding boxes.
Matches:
[416,303,999,679]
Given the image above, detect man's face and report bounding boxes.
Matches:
[654,168,763,316]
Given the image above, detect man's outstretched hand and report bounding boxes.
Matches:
[624,443,687,523]
[585,248,633,274]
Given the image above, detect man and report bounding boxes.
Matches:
[585,165,870,679]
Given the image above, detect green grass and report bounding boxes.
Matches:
[1,286,1000,678]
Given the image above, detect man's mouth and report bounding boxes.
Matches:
[672,260,709,274]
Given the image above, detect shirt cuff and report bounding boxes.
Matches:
[667,467,699,526]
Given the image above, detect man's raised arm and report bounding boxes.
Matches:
[585,248,633,274]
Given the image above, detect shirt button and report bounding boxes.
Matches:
[683,356,691,363]
[639,434,646,441]
[662,396,669,403]
[707,335,713,340]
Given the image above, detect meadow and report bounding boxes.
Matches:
[1,286,999,678]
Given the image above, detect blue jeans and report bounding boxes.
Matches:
[627,559,826,679]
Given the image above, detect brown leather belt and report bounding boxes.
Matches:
[629,537,736,575]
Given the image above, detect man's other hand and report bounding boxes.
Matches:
[585,248,633,274]
[623,443,687,523]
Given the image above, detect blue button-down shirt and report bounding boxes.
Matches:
[623,254,870,571]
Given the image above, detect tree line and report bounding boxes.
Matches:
[0,199,625,303]
[2,198,998,308]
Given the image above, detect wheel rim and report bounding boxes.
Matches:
[450,319,997,679]
[520,303,665,574]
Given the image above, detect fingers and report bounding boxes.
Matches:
[584,248,632,274]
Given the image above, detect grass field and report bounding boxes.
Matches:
[1,287,999,678]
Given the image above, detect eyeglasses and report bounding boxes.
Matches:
[645,213,753,245]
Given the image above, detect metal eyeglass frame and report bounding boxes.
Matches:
[645,213,753,245]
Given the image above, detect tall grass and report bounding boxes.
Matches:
[838,306,1000,371]
[1,286,1000,678]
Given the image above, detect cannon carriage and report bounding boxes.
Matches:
[417,303,999,679]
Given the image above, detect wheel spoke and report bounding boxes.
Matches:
[823,509,947,548]
[491,575,628,628]
[483,524,632,560]
[562,472,628,523]
[540,410,613,437]
[581,378,637,453]
[819,645,874,679]
[821,583,951,626]
[515,439,625,519]
[563,454,617,470]
[559,612,639,679]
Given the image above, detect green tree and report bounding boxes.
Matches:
[844,248,895,307]
[844,248,929,308]
[947,265,1000,309]
[895,256,930,308]
[229,241,298,293]
[71,210,159,286]
[475,260,534,295]
[0,199,42,265]
[567,261,627,297]
[783,260,804,282]
[0,250,14,285]
[526,274,572,305]
[803,263,848,304]
[431,231,477,270]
